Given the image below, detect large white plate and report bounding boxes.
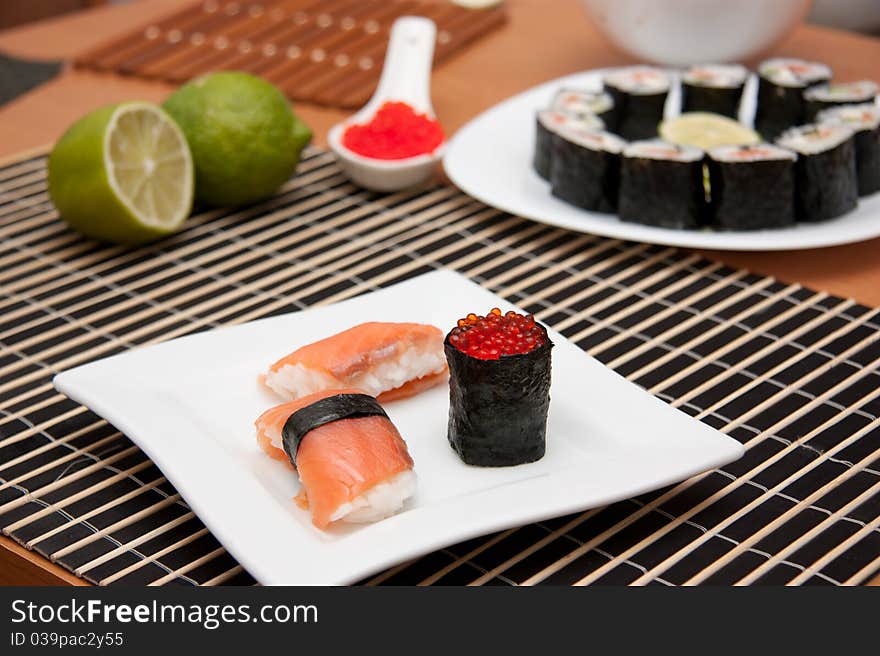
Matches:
[444,68,880,251]
[54,270,743,585]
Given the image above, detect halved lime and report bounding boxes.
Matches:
[659,112,760,150]
[48,101,194,244]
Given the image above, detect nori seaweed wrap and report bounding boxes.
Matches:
[549,127,625,213]
[603,66,670,141]
[681,64,748,119]
[707,144,797,230]
[533,110,603,180]
[804,81,879,122]
[777,124,859,222]
[817,103,880,196]
[754,58,831,141]
[445,309,552,467]
[618,140,706,229]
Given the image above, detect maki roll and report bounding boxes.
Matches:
[533,110,604,180]
[255,389,416,529]
[707,144,797,230]
[551,88,616,129]
[777,123,858,222]
[681,64,748,119]
[804,81,878,122]
[618,140,706,229]
[603,66,671,140]
[817,103,880,196]
[549,127,625,213]
[754,58,831,140]
[445,308,552,467]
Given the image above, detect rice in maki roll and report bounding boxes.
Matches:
[603,66,670,140]
[777,123,858,221]
[817,103,880,196]
[755,58,831,140]
[445,308,552,467]
[533,110,603,180]
[707,144,797,230]
[549,127,625,213]
[804,80,878,122]
[681,64,748,119]
[618,140,706,229]
[551,88,616,130]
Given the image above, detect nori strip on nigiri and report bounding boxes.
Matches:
[445,309,552,467]
[282,393,388,463]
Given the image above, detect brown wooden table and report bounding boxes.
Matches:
[0,0,878,586]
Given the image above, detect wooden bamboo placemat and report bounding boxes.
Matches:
[1,146,879,586]
[72,0,507,108]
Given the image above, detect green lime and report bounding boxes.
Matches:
[48,101,194,244]
[162,71,312,207]
[660,112,760,150]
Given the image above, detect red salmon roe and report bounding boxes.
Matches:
[342,101,445,160]
[448,308,546,360]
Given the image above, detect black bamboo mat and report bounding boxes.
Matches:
[1,146,879,586]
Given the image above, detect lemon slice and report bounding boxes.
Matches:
[659,112,760,150]
[48,102,194,244]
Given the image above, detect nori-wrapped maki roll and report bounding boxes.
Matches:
[551,88,617,131]
[618,140,706,229]
[445,308,552,467]
[754,58,831,141]
[681,64,748,119]
[707,144,797,230]
[603,66,670,140]
[533,110,603,180]
[817,103,880,196]
[777,123,859,222]
[804,80,878,122]
[549,127,625,213]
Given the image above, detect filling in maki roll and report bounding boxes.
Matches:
[817,103,880,196]
[533,109,604,180]
[804,80,879,121]
[681,64,748,118]
[758,58,832,88]
[683,64,749,89]
[549,128,626,213]
[603,66,671,140]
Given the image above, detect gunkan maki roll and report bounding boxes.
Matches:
[551,88,617,130]
[603,66,671,140]
[817,103,880,196]
[681,64,748,119]
[777,123,858,222]
[549,127,625,213]
[754,58,831,141]
[533,110,604,180]
[707,144,797,230]
[804,80,878,122]
[445,308,552,467]
[618,140,706,229]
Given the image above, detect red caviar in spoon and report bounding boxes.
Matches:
[448,308,547,360]
[342,101,445,160]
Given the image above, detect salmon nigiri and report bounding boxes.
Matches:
[262,322,447,403]
[255,388,416,530]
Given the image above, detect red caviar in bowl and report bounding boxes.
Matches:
[448,308,547,360]
[342,101,445,160]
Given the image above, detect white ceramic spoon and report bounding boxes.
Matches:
[327,16,444,192]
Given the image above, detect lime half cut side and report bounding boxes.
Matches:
[106,102,194,233]
[659,112,761,150]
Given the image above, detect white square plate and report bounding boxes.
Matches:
[54,270,743,585]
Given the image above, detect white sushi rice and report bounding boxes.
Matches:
[329,469,417,524]
[777,123,854,155]
[759,58,831,87]
[709,143,797,163]
[265,344,447,400]
[537,109,604,134]
[683,64,748,88]
[556,126,626,154]
[550,89,614,116]
[804,80,878,103]
[624,139,704,162]
[817,103,880,131]
[605,66,670,95]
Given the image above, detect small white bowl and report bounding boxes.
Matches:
[580,0,813,66]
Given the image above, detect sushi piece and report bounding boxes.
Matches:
[618,140,706,229]
[707,144,797,230]
[754,58,831,141]
[550,88,617,129]
[263,321,447,403]
[817,103,880,196]
[549,127,625,213]
[603,66,671,140]
[680,64,748,119]
[445,308,552,467]
[533,109,604,180]
[804,81,878,122]
[255,388,416,529]
[777,123,858,222]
